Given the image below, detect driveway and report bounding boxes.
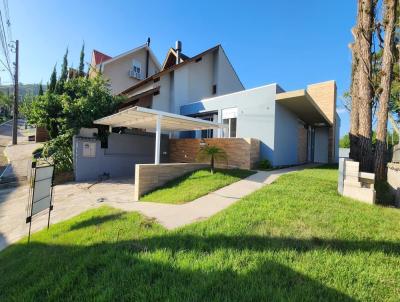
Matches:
[0,177,135,251]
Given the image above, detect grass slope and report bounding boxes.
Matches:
[1,166,400,301]
[140,168,254,204]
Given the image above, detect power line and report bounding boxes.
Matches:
[3,0,12,42]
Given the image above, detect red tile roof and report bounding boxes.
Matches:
[93,50,112,65]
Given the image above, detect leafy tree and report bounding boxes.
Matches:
[48,65,57,93]
[339,134,350,148]
[197,145,227,174]
[25,76,123,172]
[0,91,12,118]
[79,43,85,77]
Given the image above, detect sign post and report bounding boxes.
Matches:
[26,162,55,243]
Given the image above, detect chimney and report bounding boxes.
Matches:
[175,40,182,64]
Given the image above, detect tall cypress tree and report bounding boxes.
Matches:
[48,65,57,93]
[57,48,68,93]
[79,42,85,77]
[38,82,44,95]
[60,48,69,82]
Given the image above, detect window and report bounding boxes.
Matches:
[132,60,141,74]
[222,108,238,138]
[212,84,217,94]
[129,60,143,80]
[222,118,237,138]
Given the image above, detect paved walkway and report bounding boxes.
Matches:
[109,165,317,229]
[0,164,316,251]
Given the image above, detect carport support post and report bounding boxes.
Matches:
[155,114,161,164]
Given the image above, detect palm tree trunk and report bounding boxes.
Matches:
[357,0,375,172]
[374,0,398,180]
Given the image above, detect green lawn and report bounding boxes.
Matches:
[140,168,255,204]
[1,166,400,301]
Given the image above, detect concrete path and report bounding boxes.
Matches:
[0,164,316,251]
[0,178,134,251]
[108,164,317,229]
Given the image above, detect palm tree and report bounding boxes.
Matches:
[196,145,227,174]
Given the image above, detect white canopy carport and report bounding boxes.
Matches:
[94,106,226,164]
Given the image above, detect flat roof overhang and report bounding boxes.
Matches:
[94,106,226,132]
[94,106,226,165]
[276,89,332,126]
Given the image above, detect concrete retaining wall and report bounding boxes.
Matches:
[169,138,260,169]
[134,163,208,200]
[387,163,400,206]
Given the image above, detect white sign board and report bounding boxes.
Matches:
[31,165,54,216]
[83,142,96,157]
[222,107,238,119]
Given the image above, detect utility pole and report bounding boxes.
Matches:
[12,39,18,145]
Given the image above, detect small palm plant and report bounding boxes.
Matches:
[196,145,227,174]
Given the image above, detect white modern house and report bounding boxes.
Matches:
[74,40,340,182]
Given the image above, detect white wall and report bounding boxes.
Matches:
[314,127,329,163]
[216,47,244,95]
[150,46,244,115]
[103,48,159,95]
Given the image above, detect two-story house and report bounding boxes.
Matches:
[119,42,244,119]
[88,41,339,171]
[89,39,161,95]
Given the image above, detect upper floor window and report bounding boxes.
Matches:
[129,60,142,80]
[132,60,141,74]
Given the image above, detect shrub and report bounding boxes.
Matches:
[257,159,272,170]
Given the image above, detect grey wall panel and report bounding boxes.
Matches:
[314,127,329,163]
[73,133,169,181]
[273,103,299,166]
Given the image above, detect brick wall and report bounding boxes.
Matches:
[35,126,50,142]
[307,81,337,163]
[134,163,208,200]
[169,138,260,170]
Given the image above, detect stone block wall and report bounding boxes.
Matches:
[338,158,376,204]
[169,138,260,170]
[387,163,400,207]
[134,163,208,200]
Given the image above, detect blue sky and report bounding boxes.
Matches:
[7,0,357,136]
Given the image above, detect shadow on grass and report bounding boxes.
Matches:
[0,239,357,301]
[132,233,400,255]
[69,213,124,231]
[2,229,399,300]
